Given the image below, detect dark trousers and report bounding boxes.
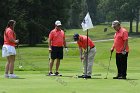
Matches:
[116,52,128,77]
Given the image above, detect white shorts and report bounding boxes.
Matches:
[2,45,16,57]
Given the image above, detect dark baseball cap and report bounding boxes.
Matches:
[73,33,79,41]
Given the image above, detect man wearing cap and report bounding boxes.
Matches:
[48,20,67,76]
[111,20,129,79]
[73,34,96,78]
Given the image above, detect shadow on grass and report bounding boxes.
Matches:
[92,74,102,76]
[61,76,74,78]
[52,74,102,79]
[73,77,103,80]
[9,77,26,79]
[59,75,103,79]
[126,78,139,80]
[90,77,102,79]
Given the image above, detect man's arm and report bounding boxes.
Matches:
[63,32,67,48]
[7,31,19,44]
[9,38,19,43]
[123,39,128,51]
[48,37,52,53]
[122,30,128,51]
[79,47,84,62]
[63,37,67,48]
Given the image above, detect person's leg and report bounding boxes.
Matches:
[55,47,63,75]
[5,56,10,77]
[49,46,56,74]
[5,55,15,74]
[9,55,15,74]
[8,55,19,78]
[115,53,122,77]
[56,59,60,72]
[87,48,96,76]
[122,52,128,78]
[49,59,54,73]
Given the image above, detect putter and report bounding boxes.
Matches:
[17,44,22,69]
[104,51,113,79]
[78,57,88,80]
[77,57,84,78]
[48,53,51,74]
[47,53,53,76]
[77,51,89,80]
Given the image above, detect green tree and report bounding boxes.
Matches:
[0,0,71,46]
[119,0,140,33]
[86,0,99,24]
[67,0,83,28]
[0,0,18,45]
[97,0,140,33]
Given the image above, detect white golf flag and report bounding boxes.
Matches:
[81,12,93,31]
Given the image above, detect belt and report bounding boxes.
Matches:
[90,46,95,49]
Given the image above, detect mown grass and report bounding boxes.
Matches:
[65,22,140,42]
[0,37,140,93]
[65,25,115,42]
[0,23,140,93]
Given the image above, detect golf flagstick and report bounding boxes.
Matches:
[85,29,89,78]
[104,51,113,79]
[81,12,93,79]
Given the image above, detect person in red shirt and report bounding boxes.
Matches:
[111,20,129,79]
[73,34,96,78]
[48,20,67,76]
[2,20,19,78]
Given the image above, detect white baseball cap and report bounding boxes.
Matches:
[112,20,120,27]
[55,20,62,26]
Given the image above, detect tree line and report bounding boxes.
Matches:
[0,0,139,46]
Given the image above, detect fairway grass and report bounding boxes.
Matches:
[0,71,139,93]
[0,32,140,93]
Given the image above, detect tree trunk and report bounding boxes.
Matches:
[129,19,133,33]
[136,8,139,33]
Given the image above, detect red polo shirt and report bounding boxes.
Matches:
[77,35,95,50]
[49,28,65,47]
[4,27,16,46]
[112,27,129,53]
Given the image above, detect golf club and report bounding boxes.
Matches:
[48,52,51,74]
[104,51,113,79]
[17,44,23,69]
[77,55,88,80]
[77,49,83,77]
[65,47,68,56]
